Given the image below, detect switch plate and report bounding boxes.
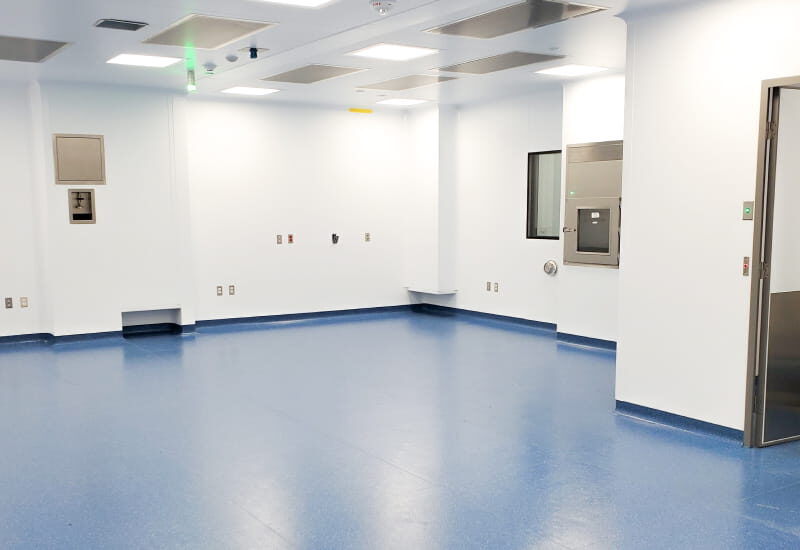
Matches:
[743,256,751,277]
[4,298,12,309]
[486,282,492,291]
[743,201,755,221]
[20,297,28,308]
[494,283,499,293]
[229,285,236,296]
[277,235,283,245]
[365,232,371,242]
[216,286,223,296]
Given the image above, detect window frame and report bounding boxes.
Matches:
[526,149,563,240]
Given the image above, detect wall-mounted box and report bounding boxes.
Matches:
[563,140,623,268]
[68,189,96,224]
[54,134,106,185]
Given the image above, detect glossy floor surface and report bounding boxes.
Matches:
[1,310,800,549]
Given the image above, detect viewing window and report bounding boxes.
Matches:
[527,151,562,239]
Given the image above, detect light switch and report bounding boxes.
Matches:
[216,286,223,296]
[229,285,236,296]
[743,201,755,221]
[743,257,751,277]
[4,298,12,309]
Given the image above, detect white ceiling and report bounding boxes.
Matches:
[0,0,684,107]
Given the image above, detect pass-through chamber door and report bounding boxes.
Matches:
[563,197,620,267]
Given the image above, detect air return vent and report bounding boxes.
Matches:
[95,19,149,31]
[438,51,564,74]
[427,0,605,39]
[362,75,457,91]
[263,65,364,84]
[0,35,69,63]
[144,15,274,50]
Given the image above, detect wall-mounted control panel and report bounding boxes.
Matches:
[68,189,96,224]
[54,134,106,185]
[563,140,623,268]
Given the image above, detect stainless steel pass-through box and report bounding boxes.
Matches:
[563,141,623,267]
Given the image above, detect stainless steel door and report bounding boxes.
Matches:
[756,86,800,446]
[563,197,620,267]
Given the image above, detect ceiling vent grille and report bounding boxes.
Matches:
[361,75,457,91]
[426,0,604,39]
[263,65,365,84]
[438,51,564,74]
[94,19,149,32]
[144,15,274,50]
[0,35,69,63]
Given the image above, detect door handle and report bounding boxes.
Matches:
[563,227,576,233]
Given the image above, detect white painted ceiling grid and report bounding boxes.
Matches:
[0,0,685,106]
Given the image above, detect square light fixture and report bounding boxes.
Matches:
[348,43,438,61]
[222,87,280,96]
[107,54,182,67]
[377,99,428,106]
[255,0,334,5]
[536,64,608,76]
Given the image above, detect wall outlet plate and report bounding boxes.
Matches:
[288,234,294,244]
[277,235,283,245]
[494,283,499,293]
[365,232,371,242]
[20,297,28,308]
[229,285,236,296]
[4,297,12,309]
[486,282,492,291]
[216,286,223,296]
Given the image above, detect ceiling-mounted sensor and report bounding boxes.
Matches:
[370,0,396,15]
[203,62,217,75]
[226,54,239,63]
[95,19,149,31]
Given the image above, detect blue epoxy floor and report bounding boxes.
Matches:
[1,311,800,549]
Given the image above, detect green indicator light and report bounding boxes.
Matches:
[745,208,752,214]
[569,191,576,196]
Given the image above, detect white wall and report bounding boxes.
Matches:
[559,75,626,341]
[186,99,410,321]
[35,83,192,336]
[0,83,40,337]
[616,0,800,430]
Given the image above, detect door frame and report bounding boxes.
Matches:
[744,75,800,447]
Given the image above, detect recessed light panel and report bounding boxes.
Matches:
[427,0,605,39]
[377,99,428,106]
[107,54,183,68]
[362,75,456,91]
[263,64,364,84]
[94,19,149,32]
[222,87,280,96]
[254,0,334,5]
[438,51,564,74]
[348,43,438,61]
[0,35,69,63]
[536,64,608,76]
[144,15,274,50]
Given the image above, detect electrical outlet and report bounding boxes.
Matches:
[277,235,283,245]
[486,282,492,292]
[4,297,12,309]
[288,234,294,244]
[216,286,223,296]
[20,297,28,308]
[229,285,236,296]
[494,283,499,293]
[365,232,371,242]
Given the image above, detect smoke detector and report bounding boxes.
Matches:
[370,1,396,15]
